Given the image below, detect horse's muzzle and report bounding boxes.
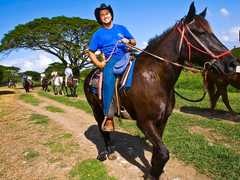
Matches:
[211,58,237,76]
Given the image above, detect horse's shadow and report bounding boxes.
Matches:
[0,91,15,95]
[85,125,152,178]
[179,106,238,122]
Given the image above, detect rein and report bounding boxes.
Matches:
[97,20,231,101]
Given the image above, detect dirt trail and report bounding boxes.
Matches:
[2,86,211,180]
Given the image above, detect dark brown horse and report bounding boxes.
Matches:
[207,69,240,122]
[22,78,30,93]
[84,2,237,179]
[41,77,48,92]
[65,76,78,97]
[8,82,16,88]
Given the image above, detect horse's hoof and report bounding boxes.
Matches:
[107,152,117,160]
[147,174,159,180]
[97,153,107,161]
[147,171,165,180]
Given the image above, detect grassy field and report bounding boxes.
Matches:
[37,71,240,180]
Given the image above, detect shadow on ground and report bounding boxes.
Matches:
[0,91,15,95]
[179,106,238,122]
[85,125,152,179]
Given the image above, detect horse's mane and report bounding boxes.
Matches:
[144,27,173,52]
[144,15,212,51]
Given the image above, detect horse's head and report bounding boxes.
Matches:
[179,2,237,75]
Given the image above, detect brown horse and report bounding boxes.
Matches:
[65,76,78,97]
[207,68,240,122]
[8,82,16,88]
[84,2,237,179]
[22,78,30,93]
[41,77,48,92]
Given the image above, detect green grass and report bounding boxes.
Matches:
[38,92,92,114]
[48,157,62,164]
[43,134,79,155]
[176,71,240,93]
[164,113,240,180]
[44,106,64,113]
[37,80,240,180]
[68,158,116,180]
[23,148,39,160]
[29,114,50,125]
[174,88,240,114]
[19,94,41,106]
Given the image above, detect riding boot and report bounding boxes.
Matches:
[101,100,115,132]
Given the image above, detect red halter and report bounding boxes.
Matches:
[177,21,231,68]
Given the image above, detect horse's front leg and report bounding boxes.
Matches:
[137,120,169,180]
[65,87,68,96]
[57,87,59,95]
[91,98,117,161]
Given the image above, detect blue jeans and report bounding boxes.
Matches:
[103,58,119,115]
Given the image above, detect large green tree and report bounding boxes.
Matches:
[0,16,101,77]
[0,65,21,85]
[231,47,240,58]
[23,71,40,82]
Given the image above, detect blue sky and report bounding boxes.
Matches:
[0,0,239,73]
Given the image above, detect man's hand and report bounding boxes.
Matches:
[121,38,131,44]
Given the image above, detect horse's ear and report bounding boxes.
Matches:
[199,7,207,18]
[186,2,196,22]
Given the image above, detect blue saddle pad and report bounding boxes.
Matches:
[113,53,130,75]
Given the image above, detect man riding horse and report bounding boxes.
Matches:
[51,69,57,85]
[40,72,45,85]
[64,64,73,87]
[88,3,136,132]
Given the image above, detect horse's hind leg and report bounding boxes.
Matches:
[137,120,169,179]
[218,87,238,121]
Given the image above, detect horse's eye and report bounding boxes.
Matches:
[198,31,206,37]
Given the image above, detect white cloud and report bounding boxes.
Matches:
[1,53,60,73]
[142,41,148,48]
[219,26,240,43]
[220,8,229,16]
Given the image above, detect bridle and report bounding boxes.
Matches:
[176,19,231,69]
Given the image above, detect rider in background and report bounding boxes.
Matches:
[51,69,57,85]
[27,75,33,83]
[40,72,45,85]
[64,64,73,87]
[88,3,136,132]
[9,79,12,86]
[22,74,27,86]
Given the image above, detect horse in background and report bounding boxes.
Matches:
[84,3,237,179]
[22,78,30,93]
[41,77,48,92]
[65,75,78,97]
[52,76,64,95]
[207,58,240,122]
[8,82,16,88]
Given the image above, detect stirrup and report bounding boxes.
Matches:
[101,116,115,132]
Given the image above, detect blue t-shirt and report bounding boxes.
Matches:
[89,24,134,60]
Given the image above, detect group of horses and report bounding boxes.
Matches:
[84,2,238,180]
[51,76,78,96]
[20,75,77,97]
